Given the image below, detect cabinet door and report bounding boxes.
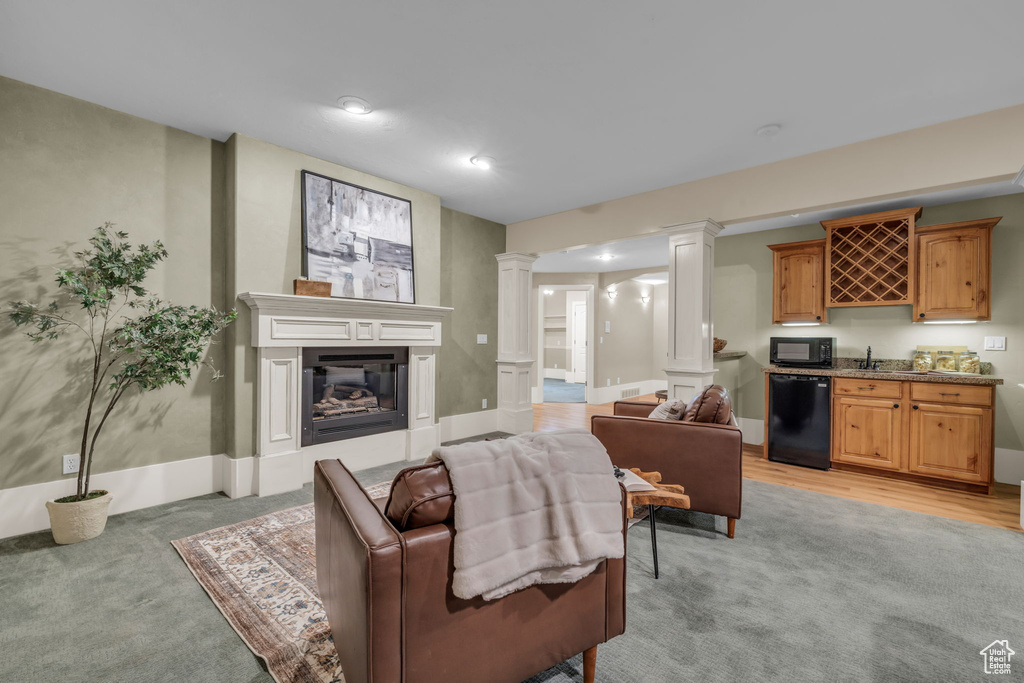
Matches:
[908,402,991,483]
[832,397,904,471]
[770,240,827,324]
[914,223,993,322]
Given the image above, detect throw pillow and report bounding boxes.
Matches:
[648,398,686,420]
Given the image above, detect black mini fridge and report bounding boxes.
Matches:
[768,374,831,470]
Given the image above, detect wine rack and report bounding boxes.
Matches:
[821,207,922,307]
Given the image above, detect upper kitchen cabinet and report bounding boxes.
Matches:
[768,239,827,324]
[913,217,1000,323]
[821,207,922,308]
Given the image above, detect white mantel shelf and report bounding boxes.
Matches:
[238,292,453,348]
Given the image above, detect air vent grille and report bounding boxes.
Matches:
[620,387,640,399]
[319,419,394,435]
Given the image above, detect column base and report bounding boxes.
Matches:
[497,407,535,434]
[664,368,719,402]
[407,424,440,462]
[255,450,305,497]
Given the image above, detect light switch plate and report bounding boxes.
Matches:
[482,398,487,409]
[984,336,1006,351]
[476,334,488,345]
[604,321,611,333]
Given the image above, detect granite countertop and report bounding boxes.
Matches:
[762,365,1003,386]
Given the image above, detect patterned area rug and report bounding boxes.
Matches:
[172,481,391,683]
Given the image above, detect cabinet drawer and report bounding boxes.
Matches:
[833,378,902,399]
[910,382,992,406]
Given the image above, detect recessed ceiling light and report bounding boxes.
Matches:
[596,254,616,261]
[470,155,495,170]
[337,96,372,115]
[756,124,782,138]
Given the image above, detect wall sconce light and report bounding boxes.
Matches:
[640,295,651,304]
[607,289,617,300]
[543,289,554,295]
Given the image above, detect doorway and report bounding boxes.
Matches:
[541,288,589,403]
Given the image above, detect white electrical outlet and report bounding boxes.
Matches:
[554,363,558,368]
[599,337,603,344]
[606,379,611,387]
[482,398,487,409]
[476,334,488,345]
[62,454,80,475]
[617,377,621,384]
[984,336,1006,351]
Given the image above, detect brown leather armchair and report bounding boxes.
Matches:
[591,392,743,539]
[313,458,627,683]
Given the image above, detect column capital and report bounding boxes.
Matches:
[495,252,538,265]
[661,219,725,239]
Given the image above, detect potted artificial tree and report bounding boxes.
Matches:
[10,225,235,544]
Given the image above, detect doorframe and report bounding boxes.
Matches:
[534,284,595,404]
[567,299,588,384]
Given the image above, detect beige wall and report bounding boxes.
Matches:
[714,193,1024,454]
[0,76,227,489]
[595,279,654,387]
[437,207,505,418]
[507,104,1024,255]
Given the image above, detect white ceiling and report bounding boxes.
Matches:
[2,2,1024,225]
[534,180,1022,272]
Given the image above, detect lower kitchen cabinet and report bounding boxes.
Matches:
[833,397,904,471]
[908,402,992,484]
[829,379,995,493]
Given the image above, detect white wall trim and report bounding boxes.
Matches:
[0,454,226,540]
[737,417,765,446]
[438,409,499,443]
[588,378,667,406]
[995,448,1024,487]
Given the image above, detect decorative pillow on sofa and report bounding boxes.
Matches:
[682,385,733,424]
[647,398,687,420]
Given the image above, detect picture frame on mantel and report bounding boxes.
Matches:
[301,170,415,303]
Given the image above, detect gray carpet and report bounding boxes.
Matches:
[2,464,1022,682]
[544,378,586,403]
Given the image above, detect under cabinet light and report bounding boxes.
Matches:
[921,320,979,325]
[781,322,821,327]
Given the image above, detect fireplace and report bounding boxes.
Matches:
[301,347,409,446]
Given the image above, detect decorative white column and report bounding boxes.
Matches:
[496,253,537,433]
[663,219,723,401]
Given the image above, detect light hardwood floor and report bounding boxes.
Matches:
[534,394,1023,532]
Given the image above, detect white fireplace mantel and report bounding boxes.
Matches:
[239,292,452,348]
[236,292,453,498]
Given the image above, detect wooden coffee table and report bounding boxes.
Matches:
[626,469,690,579]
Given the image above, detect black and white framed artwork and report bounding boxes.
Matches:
[301,170,415,303]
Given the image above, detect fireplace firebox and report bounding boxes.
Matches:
[301,347,409,446]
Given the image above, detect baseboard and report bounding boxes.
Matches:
[543,368,566,380]
[0,453,226,540]
[736,417,764,446]
[588,379,667,405]
[995,448,1024,486]
[438,409,499,443]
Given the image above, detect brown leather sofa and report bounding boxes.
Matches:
[313,458,628,683]
[591,385,743,538]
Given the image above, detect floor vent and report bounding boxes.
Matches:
[620,387,640,399]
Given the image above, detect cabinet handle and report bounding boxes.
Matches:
[857,387,875,391]
[913,405,919,410]
[816,316,821,320]
[939,392,961,397]
[893,404,899,408]
[919,313,925,318]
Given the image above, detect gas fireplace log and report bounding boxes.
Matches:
[321,384,375,402]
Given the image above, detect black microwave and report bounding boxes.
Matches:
[770,337,835,368]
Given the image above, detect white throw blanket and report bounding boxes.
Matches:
[425,429,624,601]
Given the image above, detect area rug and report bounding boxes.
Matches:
[171,481,391,683]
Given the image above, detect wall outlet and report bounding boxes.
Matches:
[984,336,1006,351]
[599,336,603,344]
[554,363,558,368]
[617,377,621,384]
[606,379,611,387]
[476,334,488,345]
[62,454,80,475]
[482,398,487,410]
